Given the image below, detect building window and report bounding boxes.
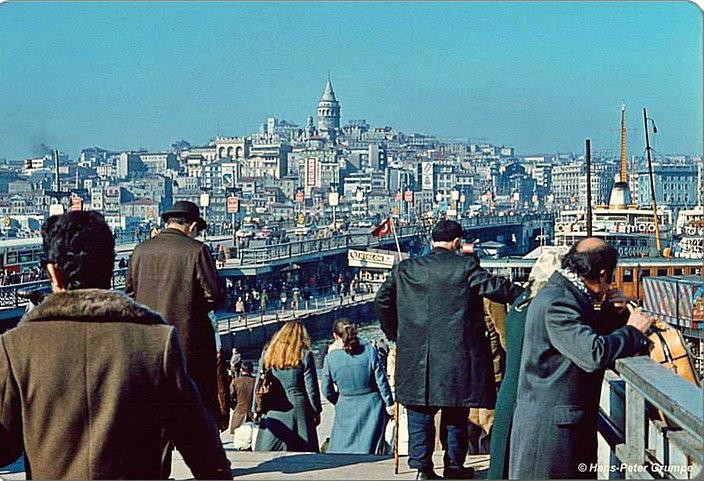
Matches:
[623,269,634,283]
[657,268,667,277]
[674,268,683,276]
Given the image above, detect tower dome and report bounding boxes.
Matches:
[317,76,340,141]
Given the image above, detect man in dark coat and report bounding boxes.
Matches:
[126,200,225,478]
[509,238,652,479]
[376,219,523,480]
[0,211,231,479]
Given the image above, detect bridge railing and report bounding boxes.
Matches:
[234,214,553,266]
[0,268,128,310]
[598,356,702,479]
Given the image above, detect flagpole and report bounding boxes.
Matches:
[390,216,402,261]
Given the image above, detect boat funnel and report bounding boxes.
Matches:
[609,182,632,209]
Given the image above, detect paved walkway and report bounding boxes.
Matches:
[171,442,490,480]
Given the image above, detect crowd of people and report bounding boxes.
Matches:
[0,266,46,285]
[0,203,657,480]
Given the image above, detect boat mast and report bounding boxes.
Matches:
[620,103,628,183]
[643,107,662,254]
[586,139,593,237]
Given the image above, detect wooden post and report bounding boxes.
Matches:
[625,383,646,479]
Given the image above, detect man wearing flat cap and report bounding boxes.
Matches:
[126,200,225,478]
[375,219,523,480]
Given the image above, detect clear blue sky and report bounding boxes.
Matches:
[0,1,701,159]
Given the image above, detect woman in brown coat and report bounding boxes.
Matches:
[229,361,256,433]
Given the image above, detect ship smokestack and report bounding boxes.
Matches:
[609,103,632,209]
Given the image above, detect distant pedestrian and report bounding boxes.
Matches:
[291,287,301,310]
[280,290,288,310]
[229,361,256,434]
[260,289,268,313]
[235,297,245,322]
[0,211,230,479]
[126,200,226,478]
[230,348,242,377]
[118,257,127,269]
[254,321,322,452]
[321,319,394,454]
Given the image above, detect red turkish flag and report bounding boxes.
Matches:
[371,218,393,238]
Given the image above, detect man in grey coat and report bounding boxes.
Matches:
[376,219,523,480]
[509,238,652,479]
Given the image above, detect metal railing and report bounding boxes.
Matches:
[217,289,378,333]
[0,268,128,309]
[598,356,702,479]
[234,213,553,266]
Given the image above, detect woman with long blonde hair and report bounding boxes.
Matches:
[254,320,322,452]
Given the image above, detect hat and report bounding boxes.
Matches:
[161,201,207,231]
[431,219,463,242]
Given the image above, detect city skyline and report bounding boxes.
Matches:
[0,1,702,159]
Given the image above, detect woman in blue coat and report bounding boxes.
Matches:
[321,319,395,455]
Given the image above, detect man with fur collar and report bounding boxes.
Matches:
[0,211,231,479]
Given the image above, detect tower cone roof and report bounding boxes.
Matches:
[320,77,336,102]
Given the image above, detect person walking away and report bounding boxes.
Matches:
[509,238,653,479]
[292,287,301,311]
[280,290,288,311]
[0,211,231,479]
[125,200,226,478]
[235,297,245,324]
[230,361,256,443]
[321,319,395,454]
[230,347,242,377]
[253,320,322,452]
[260,289,268,314]
[487,249,563,479]
[375,219,523,480]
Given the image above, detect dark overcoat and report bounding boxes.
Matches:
[375,248,523,408]
[0,289,230,479]
[126,228,225,417]
[487,291,531,479]
[229,375,255,433]
[508,272,650,479]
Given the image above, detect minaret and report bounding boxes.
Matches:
[317,75,340,142]
[609,102,632,209]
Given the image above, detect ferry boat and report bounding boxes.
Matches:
[674,206,704,259]
[554,104,673,257]
[554,205,673,258]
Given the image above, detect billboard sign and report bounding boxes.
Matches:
[227,196,240,214]
[347,249,395,270]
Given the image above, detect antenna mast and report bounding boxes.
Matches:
[643,107,662,254]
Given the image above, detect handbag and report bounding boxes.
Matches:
[254,368,275,416]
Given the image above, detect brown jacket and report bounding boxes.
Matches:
[126,228,225,417]
[229,375,255,433]
[0,289,231,479]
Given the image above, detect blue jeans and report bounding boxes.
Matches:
[406,405,470,472]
